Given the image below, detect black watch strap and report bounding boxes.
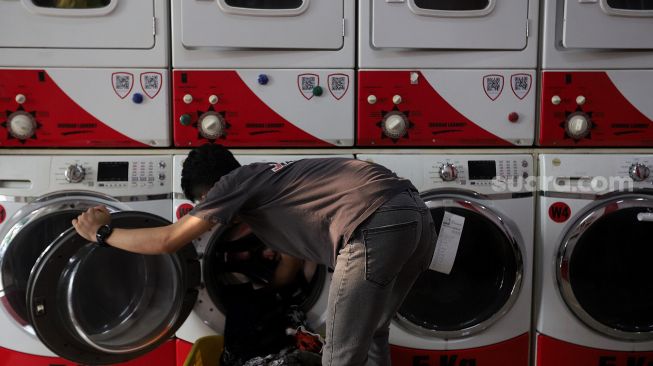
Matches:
[96,224,113,247]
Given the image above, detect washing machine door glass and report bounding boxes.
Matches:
[396,195,523,338]
[558,196,653,341]
[0,194,124,333]
[32,0,111,9]
[606,0,653,10]
[223,0,304,10]
[193,229,328,335]
[25,212,199,365]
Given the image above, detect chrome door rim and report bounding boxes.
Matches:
[557,194,653,341]
[394,190,524,339]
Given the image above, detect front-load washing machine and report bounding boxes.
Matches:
[0,0,171,147]
[357,1,539,147]
[171,0,355,148]
[539,0,653,146]
[357,153,534,366]
[172,153,352,364]
[0,154,199,365]
[535,154,653,365]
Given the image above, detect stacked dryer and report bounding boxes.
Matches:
[536,154,653,365]
[171,0,355,147]
[172,153,353,365]
[357,0,539,147]
[539,0,653,146]
[0,0,171,147]
[358,153,534,366]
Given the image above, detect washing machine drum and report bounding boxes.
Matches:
[557,196,653,341]
[396,195,523,338]
[24,212,199,365]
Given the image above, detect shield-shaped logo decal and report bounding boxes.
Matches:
[297,73,319,100]
[510,73,532,100]
[112,72,134,99]
[327,73,350,100]
[482,74,504,101]
[140,72,163,99]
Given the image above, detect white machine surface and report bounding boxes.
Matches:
[0,0,169,68]
[171,0,354,69]
[0,68,170,147]
[539,0,653,146]
[171,0,355,148]
[172,69,354,147]
[358,153,534,366]
[536,154,653,366]
[0,155,193,365]
[357,0,539,146]
[173,153,352,363]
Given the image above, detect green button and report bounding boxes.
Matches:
[312,86,323,97]
[179,114,192,126]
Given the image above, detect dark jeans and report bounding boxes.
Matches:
[322,190,437,366]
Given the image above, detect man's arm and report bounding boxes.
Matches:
[72,206,216,255]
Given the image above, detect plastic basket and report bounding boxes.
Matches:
[183,335,224,366]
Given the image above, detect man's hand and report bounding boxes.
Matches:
[72,205,111,242]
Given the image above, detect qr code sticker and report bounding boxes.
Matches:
[486,77,502,92]
[143,75,159,90]
[330,76,346,91]
[115,75,130,89]
[513,76,529,91]
[301,77,316,91]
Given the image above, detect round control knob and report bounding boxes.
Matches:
[629,163,650,182]
[208,95,219,105]
[15,94,26,104]
[367,95,377,105]
[392,95,403,105]
[159,173,166,181]
[183,94,193,104]
[439,163,458,182]
[159,161,167,169]
[132,93,144,104]
[64,164,85,183]
[381,112,408,139]
[565,113,592,140]
[198,112,226,140]
[576,95,586,106]
[551,95,562,105]
[7,112,37,140]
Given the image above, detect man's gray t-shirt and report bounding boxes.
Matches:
[189,158,415,266]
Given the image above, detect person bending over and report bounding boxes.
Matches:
[73,144,436,366]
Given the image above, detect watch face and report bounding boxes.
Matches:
[97,225,112,241]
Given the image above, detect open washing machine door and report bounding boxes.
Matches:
[24,212,199,365]
[556,193,653,341]
[396,190,524,338]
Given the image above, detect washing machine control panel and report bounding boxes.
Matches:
[428,158,531,190]
[51,156,172,195]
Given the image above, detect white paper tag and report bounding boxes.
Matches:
[429,211,465,275]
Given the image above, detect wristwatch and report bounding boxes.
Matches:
[96,224,113,247]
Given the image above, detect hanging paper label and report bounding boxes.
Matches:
[429,211,465,274]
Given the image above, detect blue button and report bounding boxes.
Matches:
[257,74,269,85]
[132,93,144,104]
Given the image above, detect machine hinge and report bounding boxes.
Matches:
[153,17,157,36]
[342,18,346,37]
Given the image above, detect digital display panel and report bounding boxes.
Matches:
[97,162,129,182]
[468,160,496,180]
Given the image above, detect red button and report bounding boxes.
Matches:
[508,112,520,123]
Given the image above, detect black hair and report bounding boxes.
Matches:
[181,144,241,202]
